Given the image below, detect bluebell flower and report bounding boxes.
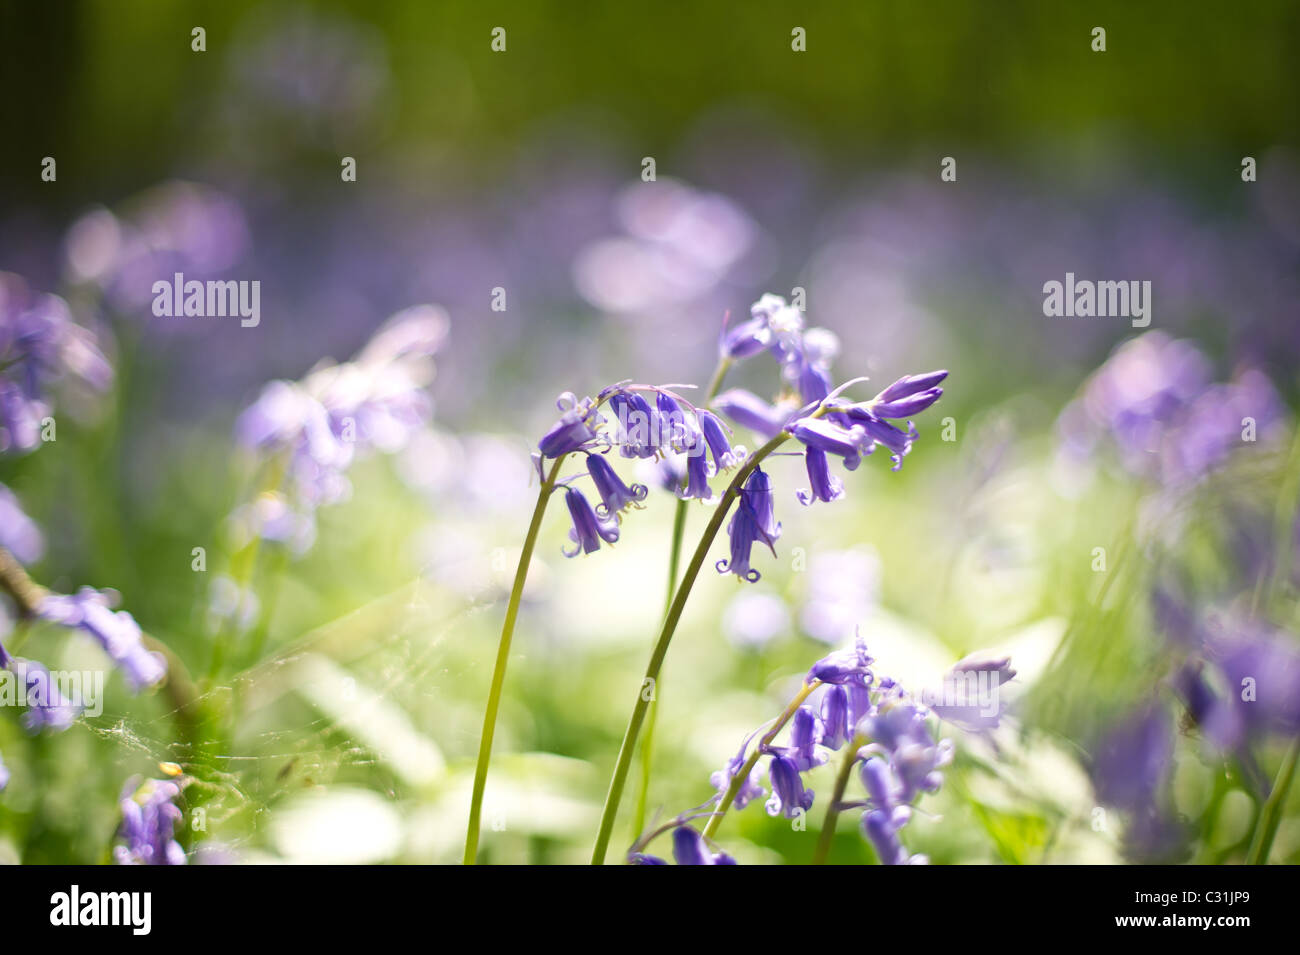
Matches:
[710,743,766,810]
[680,438,716,502]
[765,754,815,818]
[609,390,660,459]
[539,392,604,458]
[1090,706,1173,813]
[720,311,772,360]
[796,447,844,506]
[628,852,668,865]
[10,659,82,732]
[561,486,620,557]
[778,706,827,771]
[0,273,113,454]
[788,418,869,471]
[808,632,875,688]
[114,776,186,866]
[672,826,736,865]
[0,750,8,791]
[37,588,166,692]
[713,388,796,440]
[0,482,44,564]
[862,807,921,865]
[873,370,948,407]
[697,410,744,471]
[586,453,648,519]
[820,685,851,750]
[655,391,695,454]
[716,467,780,582]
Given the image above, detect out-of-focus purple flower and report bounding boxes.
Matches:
[586,453,648,518]
[36,588,165,692]
[1090,706,1173,813]
[925,652,1017,732]
[561,486,619,557]
[10,659,82,732]
[0,483,44,564]
[721,590,790,650]
[765,754,815,819]
[114,776,186,865]
[720,311,772,360]
[800,547,880,645]
[234,305,447,551]
[1058,332,1283,485]
[713,388,796,440]
[716,467,780,582]
[0,750,8,790]
[0,273,112,453]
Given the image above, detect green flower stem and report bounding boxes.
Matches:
[632,358,732,838]
[632,500,689,836]
[591,432,790,864]
[813,731,866,864]
[463,455,567,865]
[701,678,821,841]
[1245,735,1300,865]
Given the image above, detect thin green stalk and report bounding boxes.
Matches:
[632,500,689,835]
[591,432,790,863]
[813,732,865,864]
[464,456,566,864]
[701,679,820,840]
[631,360,730,838]
[1245,735,1300,864]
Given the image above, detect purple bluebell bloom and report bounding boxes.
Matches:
[778,706,827,771]
[114,776,186,865]
[0,482,44,564]
[697,410,744,471]
[1090,707,1173,812]
[539,393,604,458]
[796,447,844,506]
[561,486,619,557]
[875,371,949,404]
[788,418,869,471]
[628,852,668,865]
[863,807,919,865]
[809,633,875,689]
[672,826,736,865]
[586,453,648,519]
[710,744,765,810]
[720,311,772,360]
[717,467,780,582]
[11,659,82,732]
[820,685,851,750]
[37,588,165,692]
[713,388,795,440]
[609,390,660,459]
[655,391,694,454]
[765,754,815,818]
[0,750,8,791]
[680,438,715,502]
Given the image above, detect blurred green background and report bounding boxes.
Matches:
[0,0,1297,864]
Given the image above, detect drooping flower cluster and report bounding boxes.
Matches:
[533,379,753,557]
[1,272,113,453]
[711,294,947,582]
[113,776,187,865]
[1057,331,1284,486]
[36,588,167,692]
[635,635,954,865]
[233,304,449,553]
